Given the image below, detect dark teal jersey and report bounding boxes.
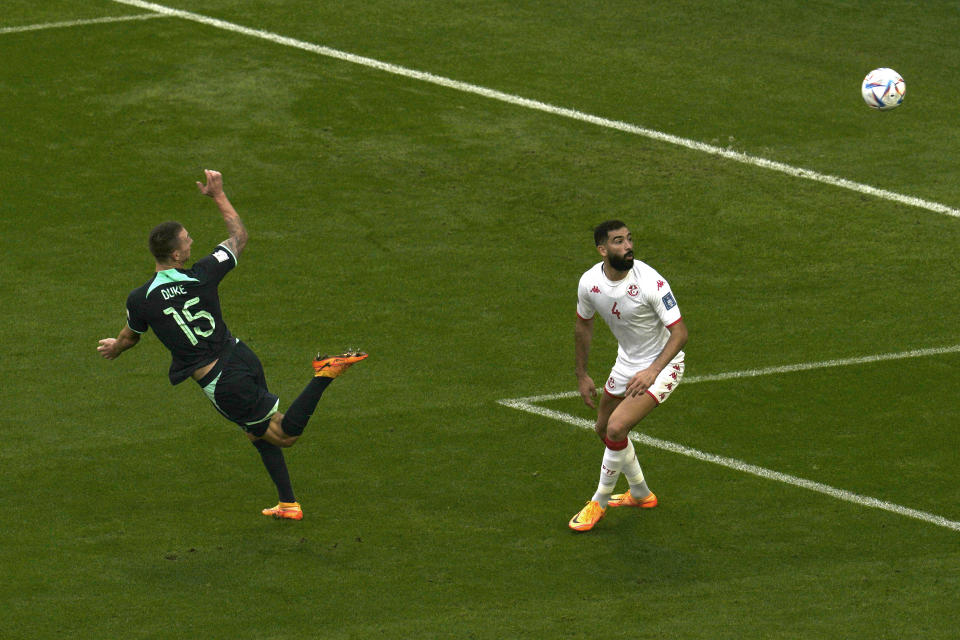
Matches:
[125,245,238,384]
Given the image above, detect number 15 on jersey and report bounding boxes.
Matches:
[163,296,215,345]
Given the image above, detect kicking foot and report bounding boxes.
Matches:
[312,350,368,378]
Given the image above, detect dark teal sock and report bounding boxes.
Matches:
[281,377,333,437]
[251,439,295,503]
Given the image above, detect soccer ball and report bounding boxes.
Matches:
[861,68,905,110]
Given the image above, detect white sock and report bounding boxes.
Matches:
[621,439,651,498]
[591,445,629,507]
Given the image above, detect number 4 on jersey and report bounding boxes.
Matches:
[611,302,622,319]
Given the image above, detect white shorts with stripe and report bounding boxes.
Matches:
[604,358,685,404]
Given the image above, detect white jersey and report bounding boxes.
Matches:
[577,260,684,371]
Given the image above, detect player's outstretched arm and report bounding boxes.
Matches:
[98,325,141,360]
[197,169,248,259]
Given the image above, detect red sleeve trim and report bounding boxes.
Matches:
[666,316,683,328]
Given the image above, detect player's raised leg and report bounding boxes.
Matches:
[257,351,367,518]
[258,351,369,448]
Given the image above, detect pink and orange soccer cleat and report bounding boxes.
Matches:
[262,501,304,520]
[312,351,368,378]
[607,491,658,509]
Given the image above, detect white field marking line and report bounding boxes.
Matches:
[512,343,960,404]
[499,343,960,532]
[110,0,960,220]
[0,14,168,35]
[498,399,960,533]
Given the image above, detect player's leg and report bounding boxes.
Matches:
[604,392,658,441]
[590,373,656,509]
[593,387,622,441]
[260,350,369,447]
[607,363,684,508]
[201,343,301,517]
[602,394,658,508]
[256,351,368,519]
[570,383,627,532]
[258,411,297,447]
[245,431,303,520]
[246,431,294,500]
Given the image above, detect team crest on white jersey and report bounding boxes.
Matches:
[627,284,639,297]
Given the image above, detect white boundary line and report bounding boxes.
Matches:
[514,343,960,403]
[0,14,168,35]
[499,400,960,533]
[109,0,960,220]
[499,345,960,533]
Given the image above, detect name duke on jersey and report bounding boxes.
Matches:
[160,284,188,300]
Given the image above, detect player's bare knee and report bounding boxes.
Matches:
[274,429,298,447]
[605,421,630,442]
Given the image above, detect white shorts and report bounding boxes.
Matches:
[604,358,685,404]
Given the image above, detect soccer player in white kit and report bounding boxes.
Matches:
[569,220,688,532]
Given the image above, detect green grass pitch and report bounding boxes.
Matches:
[1,1,958,638]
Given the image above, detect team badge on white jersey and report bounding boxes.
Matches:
[576,260,684,371]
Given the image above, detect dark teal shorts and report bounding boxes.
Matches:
[196,340,279,437]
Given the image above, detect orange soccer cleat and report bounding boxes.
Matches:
[607,491,658,509]
[568,500,606,532]
[312,350,368,378]
[262,501,304,520]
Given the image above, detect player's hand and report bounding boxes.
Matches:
[97,338,119,360]
[625,369,657,397]
[577,375,597,409]
[196,169,224,198]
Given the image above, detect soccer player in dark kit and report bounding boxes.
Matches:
[98,170,366,520]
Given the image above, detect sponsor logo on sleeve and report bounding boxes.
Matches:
[214,249,230,263]
[662,292,677,310]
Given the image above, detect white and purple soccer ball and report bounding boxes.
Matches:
[861,68,905,110]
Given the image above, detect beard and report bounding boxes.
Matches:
[608,253,634,271]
